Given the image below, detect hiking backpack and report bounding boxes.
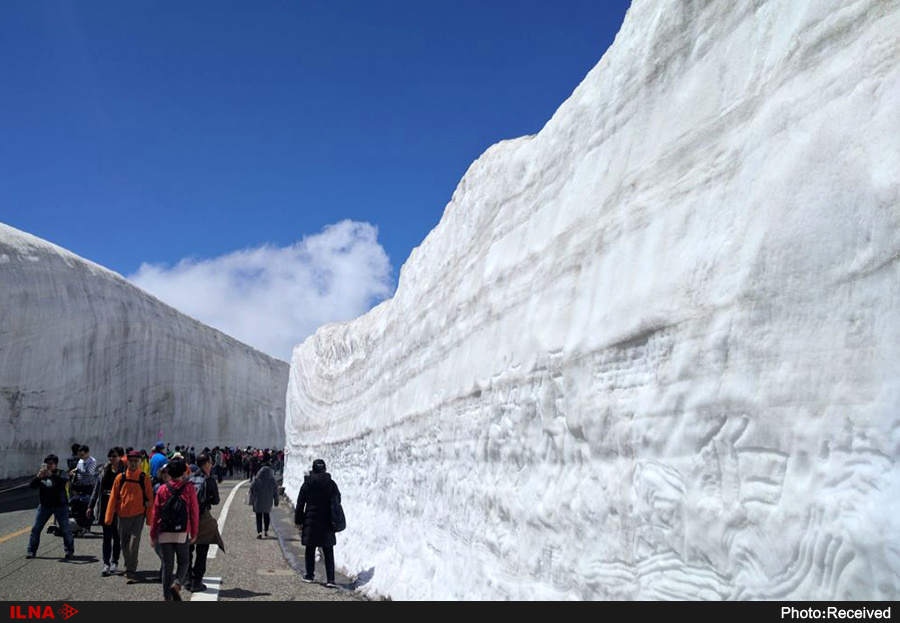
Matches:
[118,471,149,504]
[159,483,189,532]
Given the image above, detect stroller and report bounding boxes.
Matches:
[69,491,93,537]
[47,488,94,538]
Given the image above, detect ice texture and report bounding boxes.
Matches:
[284,0,900,600]
[0,222,289,480]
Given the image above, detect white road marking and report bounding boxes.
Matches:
[208,479,247,560]
[188,576,222,602]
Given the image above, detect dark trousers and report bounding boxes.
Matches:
[101,520,121,565]
[255,513,270,534]
[160,541,190,600]
[305,545,334,583]
[190,543,210,584]
[28,505,74,555]
[117,514,144,573]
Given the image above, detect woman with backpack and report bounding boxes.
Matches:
[150,459,199,601]
[87,448,125,577]
[151,465,171,582]
[294,459,342,588]
[249,456,278,538]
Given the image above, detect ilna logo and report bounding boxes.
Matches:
[9,605,78,620]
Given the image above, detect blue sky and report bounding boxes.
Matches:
[0,1,632,359]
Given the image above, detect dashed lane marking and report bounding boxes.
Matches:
[188,576,222,602]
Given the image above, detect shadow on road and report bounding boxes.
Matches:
[351,567,376,589]
[218,588,272,599]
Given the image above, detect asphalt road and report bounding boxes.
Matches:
[0,476,363,602]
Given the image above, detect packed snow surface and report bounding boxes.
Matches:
[284,0,900,600]
[0,223,289,479]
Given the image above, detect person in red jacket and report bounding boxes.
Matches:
[150,459,199,601]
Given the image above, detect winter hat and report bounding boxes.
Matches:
[312,459,326,473]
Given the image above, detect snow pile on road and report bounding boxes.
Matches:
[284,0,900,600]
[0,222,289,479]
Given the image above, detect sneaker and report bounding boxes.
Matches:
[257,533,262,539]
[190,582,207,592]
[264,531,269,538]
[125,572,137,584]
[325,582,338,589]
[109,562,118,574]
[171,583,182,601]
[301,575,315,583]
[64,552,74,560]
[101,564,110,577]
[25,552,35,559]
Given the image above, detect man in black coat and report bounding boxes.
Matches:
[294,459,341,588]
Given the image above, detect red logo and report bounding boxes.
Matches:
[9,605,77,619]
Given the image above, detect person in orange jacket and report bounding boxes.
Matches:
[105,450,154,583]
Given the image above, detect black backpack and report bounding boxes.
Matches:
[190,473,207,508]
[159,483,188,532]
[331,486,346,533]
[118,471,149,505]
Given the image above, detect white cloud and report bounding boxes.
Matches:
[128,220,394,361]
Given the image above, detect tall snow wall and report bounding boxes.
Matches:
[284,0,900,600]
[0,223,289,480]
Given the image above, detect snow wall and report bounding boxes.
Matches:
[0,222,289,480]
[284,0,900,600]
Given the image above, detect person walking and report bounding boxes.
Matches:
[71,445,97,496]
[226,448,235,477]
[105,450,153,583]
[26,454,74,560]
[150,465,171,582]
[213,447,225,484]
[294,459,341,588]
[87,448,125,576]
[65,444,81,478]
[249,457,278,539]
[187,453,224,592]
[150,459,199,601]
[149,442,167,482]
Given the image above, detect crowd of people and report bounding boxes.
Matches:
[26,442,295,601]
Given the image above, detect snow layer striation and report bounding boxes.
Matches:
[284,0,900,600]
[0,222,289,480]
